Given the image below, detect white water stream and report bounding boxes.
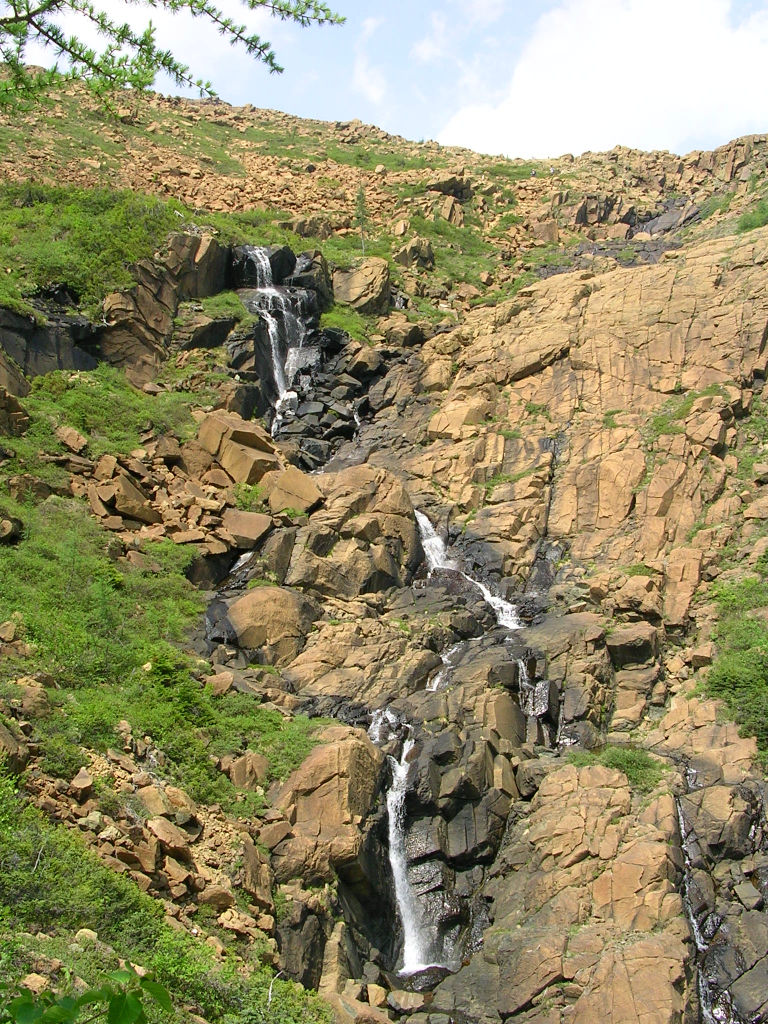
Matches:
[241,246,307,435]
[368,711,436,974]
[415,511,521,629]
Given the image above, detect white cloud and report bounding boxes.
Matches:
[411,12,449,62]
[466,0,508,25]
[352,16,387,106]
[438,0,768,157]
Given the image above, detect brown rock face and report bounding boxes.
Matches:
[284,464,420,598]
[332,259,390,314]
[271,726,384,884]
[225,586,322,665]
[0,387,29,434]
[100,233,229,385]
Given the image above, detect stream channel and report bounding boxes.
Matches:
[202,245,736,1019]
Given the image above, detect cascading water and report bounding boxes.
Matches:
[517,658,549,717]
[676,780,738,1024]
[237,246,317,435]
[368,710,437,974]
[414,510,521,629]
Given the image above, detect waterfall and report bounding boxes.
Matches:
[676,785,737,1024]
[368,711,434,974]
[415,510,521,629]
[517,658,549,717]
[238,246,313,435]
[388,738,433,974]
[427,641,464,692]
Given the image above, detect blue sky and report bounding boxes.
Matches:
[31,0,768,157]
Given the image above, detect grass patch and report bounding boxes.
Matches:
[407,212,495,287]
[646,384,726,441]
[738,198,768,233]
[602,409,623,428]
[484,466,536,496]
[0,496,323,806]
[567,746,666,793]
[0,184,186,318]
[699,193,735,221]
[0,775,330,1024]
[1,365,202,486]
[703,566,768,756]
[321,304,375,342]
[623,563,656,577]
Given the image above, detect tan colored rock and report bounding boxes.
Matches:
[332,259,390,314]
[55,425,88,453]
[242,837,275,911]
[199,884,235,911]
[146,816,192,861]
[272,726,384,883]
[70,766,93,802]
[393,236,435,270]
[220,508,272,548]
[110,474,161,524]
[228,750,270,790]
[259,465,323,515]
[225,586,321,664]
[197,410,275,459]
[0,721,29,772]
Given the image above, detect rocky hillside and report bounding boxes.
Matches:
[2,85,768,1024]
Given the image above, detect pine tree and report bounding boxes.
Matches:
[0,0,344,109]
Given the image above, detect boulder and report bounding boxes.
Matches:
[0,720,29,772]
[332,259,390,315]
[220,509,272,548]
[242,837,275,911]
[0,387,29,435]
[605,622,659,668]
[225,586,322,664]
[228,750,270,790]
[272,725,384,883]
[393,236,435,270]
[259,465,323,515]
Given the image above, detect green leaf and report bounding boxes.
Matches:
[137,982,171,1012]
[107,993,143,1024]
[8,998,43,1024]
[106,971,135,987]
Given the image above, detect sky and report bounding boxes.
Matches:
[26,0,768,158]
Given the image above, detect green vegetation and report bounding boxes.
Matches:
[2,366,199,486]
[233,482,267,511]
[0,775,329,1024]
[623,563,657,577]
[602,409,622,429]
[1,1,343,111]
[484,467,536,496]
[0,185,186,318]
[321,305,374,342]
[567,746,666,793]
[524,401,550,420]
[0,496,322,805]
[738,198,768,233]
[704,562,768,756]
[646,383,726,440]
[699,193,734,221]
[1,964,170,1024]
[407,212,495,288]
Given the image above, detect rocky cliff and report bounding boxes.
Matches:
[2,90,768,1024]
